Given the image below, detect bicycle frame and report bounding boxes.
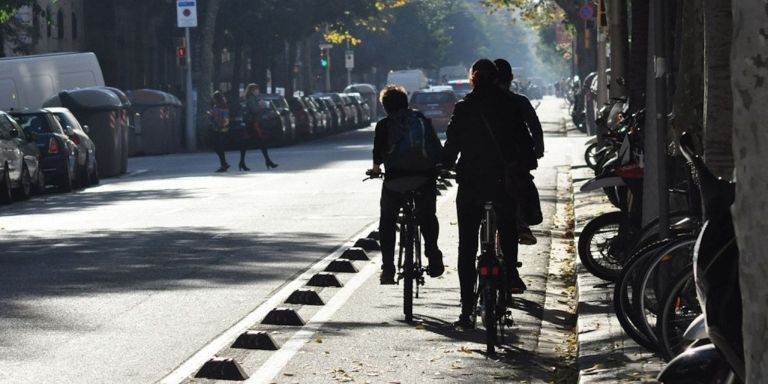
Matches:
[397,191,425,322]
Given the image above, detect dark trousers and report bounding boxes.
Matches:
[211,131,229,166]
[456,179,519,315]
[379,180,439,269]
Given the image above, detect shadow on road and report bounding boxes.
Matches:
[0,227,336,340]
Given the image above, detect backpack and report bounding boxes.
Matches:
[384,109,440,171]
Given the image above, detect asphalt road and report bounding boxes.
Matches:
[0,97,583,383]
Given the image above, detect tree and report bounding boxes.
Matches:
[194,0,225,145]
[702,0,733,178]
[731,1,768,382]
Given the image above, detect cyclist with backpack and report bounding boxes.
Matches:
[370,85,445,284]
[443,59,533,328]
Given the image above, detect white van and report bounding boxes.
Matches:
[386,69,428,95]
[0,52,105,111]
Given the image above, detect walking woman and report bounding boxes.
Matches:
[208,91,230,172]
[244,83,278,169]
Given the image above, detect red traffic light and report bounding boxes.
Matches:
[177,46,186,58]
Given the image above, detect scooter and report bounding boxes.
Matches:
[657,132,743,384]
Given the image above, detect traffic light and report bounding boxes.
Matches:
[177,46,187,67]
[320,50,328,68]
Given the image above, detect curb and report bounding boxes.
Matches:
[571,166,664,384]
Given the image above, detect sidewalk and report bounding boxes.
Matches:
[571,164,665,383]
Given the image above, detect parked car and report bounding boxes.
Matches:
[315,93,353,130]
[302,96,328,135]
[259,94,296,144]
[45,107,98,187]
[9,110,78,192]
[239,99,285,146]
[0,111,42,202]
[349,93,372,126]
[409,89,457,130]
[448,79,471,99]
[286,97,315,138]
[313,96,341,132]
[340,95,361,128]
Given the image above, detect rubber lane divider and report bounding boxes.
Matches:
[231,331,280,350]
[261,308,305,326]
[353,238,380,251]
[339,247,370,261]
[284,289,325,306]
[324,259,359,273]
[157,222,379,384]
[195,357,249,381]
[307,272,343,287]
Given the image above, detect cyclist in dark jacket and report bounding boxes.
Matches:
[442,59,535,328]
[371,85,444,284]
[494,59,544,245]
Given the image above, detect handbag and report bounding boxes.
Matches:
[479,112,543,226]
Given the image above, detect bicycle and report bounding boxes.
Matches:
[365,170,438,323]
[471,201,515,355]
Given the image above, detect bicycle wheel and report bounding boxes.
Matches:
[636,236,696,348]
[578,211,624,281]
[483,283,497,354]
[657,267,700,361]
[403,222,414,323]
[585,142,600,170]
[613,239,676,352]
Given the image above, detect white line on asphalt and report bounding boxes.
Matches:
[157,222,378,384]
[246,255,380,384]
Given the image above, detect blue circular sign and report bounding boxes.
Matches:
[579,4,594,20]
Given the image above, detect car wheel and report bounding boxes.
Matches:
[0,166,12,204]
[58,158,73,192]
[35,169,46,194]
[81,156,91,188]
[15,164,31,200]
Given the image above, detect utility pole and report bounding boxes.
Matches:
[177,0,198,150]
[596,0,608,108]
[607,0,629,100]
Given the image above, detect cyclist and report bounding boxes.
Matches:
[443,59,535,328]
[494,59,544,245]
[370,85,445,285]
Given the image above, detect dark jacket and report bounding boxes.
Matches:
[442,85,536,181]
[506,90,544,159]
[373,108,441,180]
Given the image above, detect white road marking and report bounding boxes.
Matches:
[246,255,380,384]
[157,222,378,384]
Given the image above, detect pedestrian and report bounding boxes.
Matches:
[369,85,444,284]
[244,83,278,170]
[442,59,536,328]
[494,58,544,245]
[208,90,230,172]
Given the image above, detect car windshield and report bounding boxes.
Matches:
[12,113,62,134]
[449,82,471,96]
[411,92,455,104]
[53,113,81,131]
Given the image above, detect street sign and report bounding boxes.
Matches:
[579,3,594,21]
[319,43,333,50]
[177,0,198,28]
[345,50,354,70]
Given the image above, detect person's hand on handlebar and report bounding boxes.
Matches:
[365,164,383,179]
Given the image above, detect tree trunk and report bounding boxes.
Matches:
[607,0,629,100]
[628,0,648,111]
[195,0,223,141]
[230,40,243,106]
[285,40,296,97]
[575,22,597,80]
[732,2,768,382]
[302,37,314,94]
[702,0,734,178]
[670,0,703,144]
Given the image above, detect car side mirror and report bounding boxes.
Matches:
[65,126,75,136]
[9,128,19,138]
[82,125,90,134]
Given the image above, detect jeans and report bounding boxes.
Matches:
[379,179,439,269]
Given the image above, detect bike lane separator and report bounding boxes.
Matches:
[158,221,379,384]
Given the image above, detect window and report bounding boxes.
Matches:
[71,12,78,39]
[57,10,64,39]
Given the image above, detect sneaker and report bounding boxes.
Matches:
[518,226,537,245]
[453,314,475,329]
[380,265,396,285]
[426,249,444,278]
[508,272,527,294]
